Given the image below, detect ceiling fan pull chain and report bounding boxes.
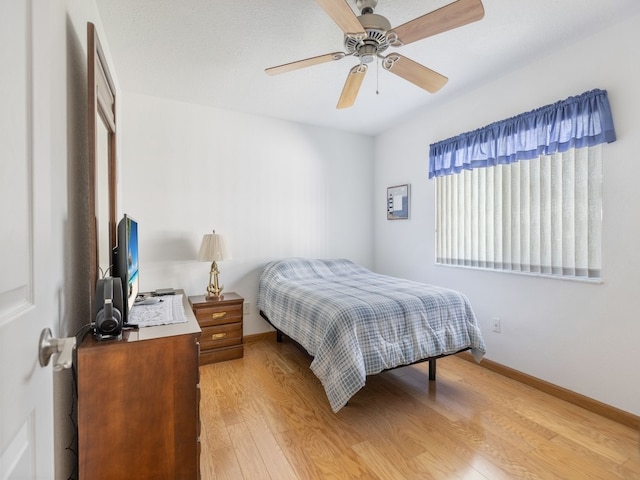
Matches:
[376,56,379,95]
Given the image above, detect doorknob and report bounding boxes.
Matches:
[38,328,76,371]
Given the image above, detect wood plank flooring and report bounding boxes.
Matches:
[199,339,640,479]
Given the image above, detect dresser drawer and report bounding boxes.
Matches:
[193,303,242,327]
[200,322,242,351]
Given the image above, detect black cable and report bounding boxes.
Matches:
[64,322,94,480]
[98,265,113,278]
[74,322,95,345]
[65,361,78,480]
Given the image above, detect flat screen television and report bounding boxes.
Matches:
[112,214,139,323]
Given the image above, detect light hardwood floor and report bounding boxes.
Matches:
[199,339,640,479]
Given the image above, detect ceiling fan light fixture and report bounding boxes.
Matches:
[359,43,377,63]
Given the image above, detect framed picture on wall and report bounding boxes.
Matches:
[387,184,410,220]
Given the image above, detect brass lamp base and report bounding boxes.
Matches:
[205,260,224,298]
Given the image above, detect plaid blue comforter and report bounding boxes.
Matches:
[257,258,486,412]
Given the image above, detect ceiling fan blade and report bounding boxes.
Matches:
[391,0,484,46]
[382,54,448,93]
[316,0,366,37]
[337,64,367,109]
[265,52,346,76]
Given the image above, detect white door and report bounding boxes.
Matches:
[0,1,55,478]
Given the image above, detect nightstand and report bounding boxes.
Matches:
[189,292,244,365]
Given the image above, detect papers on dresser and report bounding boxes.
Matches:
[128,294,187,327]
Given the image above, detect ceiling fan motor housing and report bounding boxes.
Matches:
[358,12,391,31]
[344,13,392,62]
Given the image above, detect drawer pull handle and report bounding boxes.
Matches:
[211,312,227,320]
[211,333,227,340]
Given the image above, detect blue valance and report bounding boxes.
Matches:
[428,88,617,178]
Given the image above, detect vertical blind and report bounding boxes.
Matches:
[430,89,616,280]
[435,146,602,278]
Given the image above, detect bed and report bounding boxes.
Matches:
[257,258,486,412]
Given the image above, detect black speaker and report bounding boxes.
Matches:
[95,277,123,339]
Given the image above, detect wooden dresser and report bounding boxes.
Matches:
[77,293,201,480]
[189,292,244,365]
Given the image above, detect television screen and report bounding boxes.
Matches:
[113,214,139,322]
[125,217,139,311]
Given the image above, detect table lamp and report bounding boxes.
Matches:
[197,230,230,298]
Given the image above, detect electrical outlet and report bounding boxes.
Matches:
[492,317,501,333]
[243,302,250,315]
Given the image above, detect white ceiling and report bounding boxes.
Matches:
[95,0,639,136]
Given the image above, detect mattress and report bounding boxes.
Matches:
[257,258,486,412]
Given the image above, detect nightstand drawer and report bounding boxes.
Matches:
[200,345,243,365]
[193,303,242,327]
[200,323,242,351]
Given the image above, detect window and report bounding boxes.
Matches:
[429,89,616,281]
[435,145,602,279]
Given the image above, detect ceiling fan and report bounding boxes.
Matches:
[265,0,484,109]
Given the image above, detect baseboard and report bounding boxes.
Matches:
[457,351,640,429]
[244,331,277,344]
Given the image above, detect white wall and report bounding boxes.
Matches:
[119,93,374,334]
[374,13,640,416]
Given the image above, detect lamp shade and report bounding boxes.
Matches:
[197,231,231,262]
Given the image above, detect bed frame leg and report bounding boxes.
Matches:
[276,330,283,343]
[429,359,436,381]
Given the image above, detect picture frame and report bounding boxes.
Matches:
[387,184,410,220]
